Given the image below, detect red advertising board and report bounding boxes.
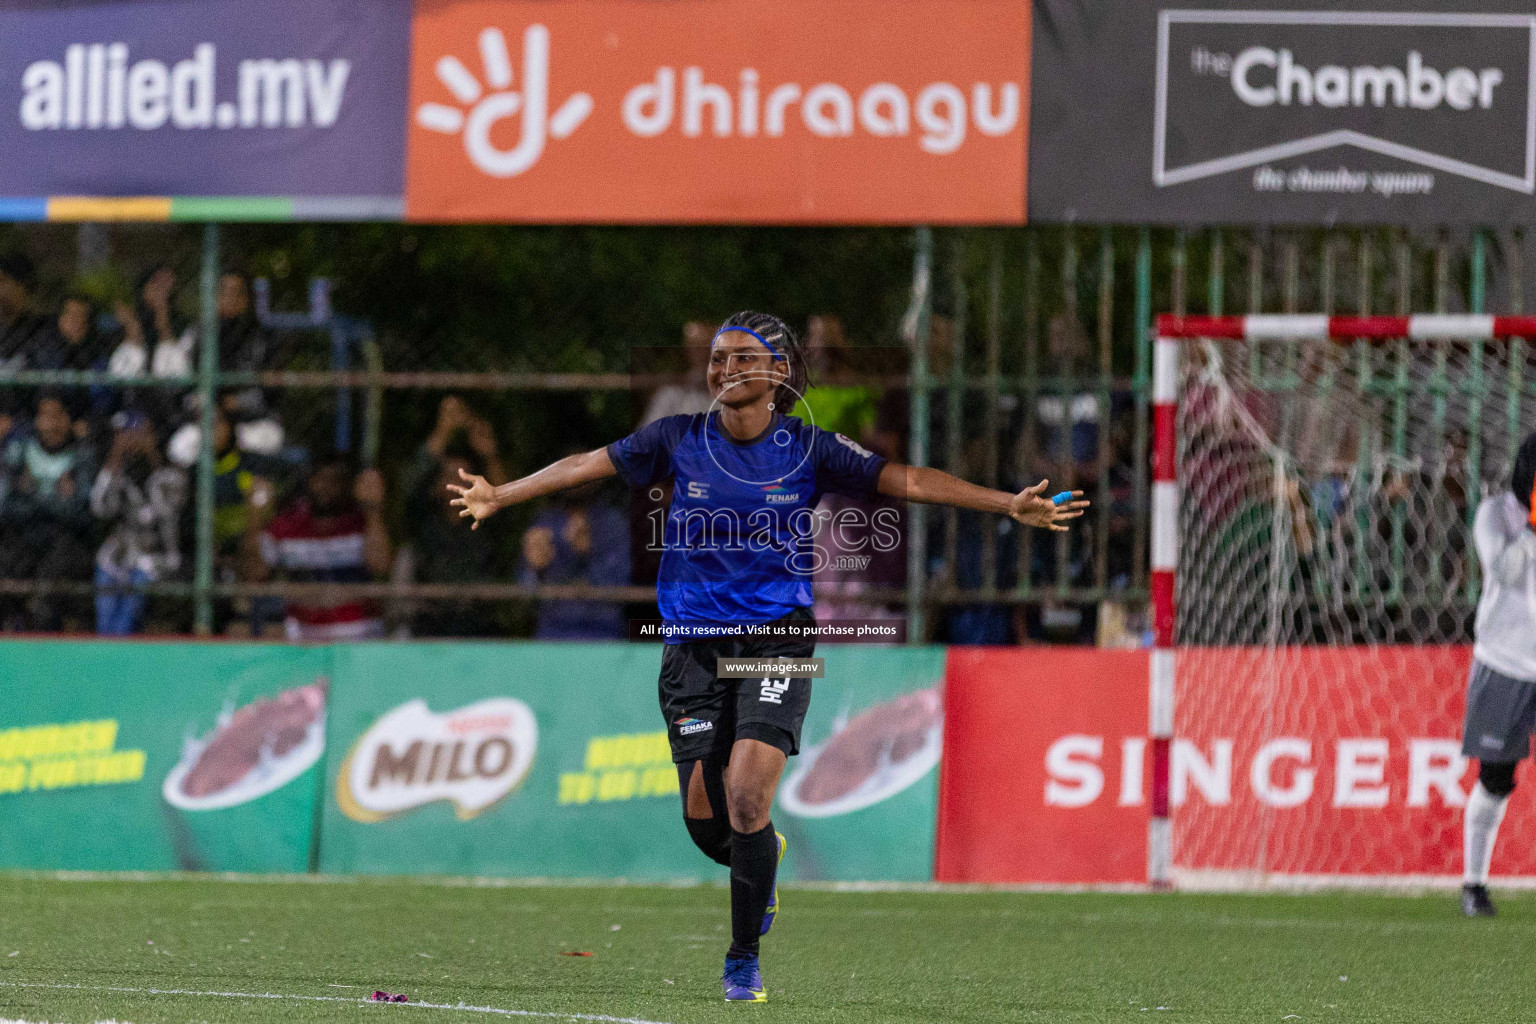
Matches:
[937,648,1149,884]
[938,646,1536,885]
[405,0,1029,223]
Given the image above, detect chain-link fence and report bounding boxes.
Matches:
[0,221,1522,643]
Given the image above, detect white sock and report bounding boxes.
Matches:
[1464,781,1509,885]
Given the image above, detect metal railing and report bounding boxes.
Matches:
[0,221,1520,641]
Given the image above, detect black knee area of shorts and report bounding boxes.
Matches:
[684,815,732,866]
[678,759,732,866]
[736,722,795,757]
[1480,760,1518,798]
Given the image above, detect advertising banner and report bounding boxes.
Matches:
[321,642,944,881]
[1029,1,1536,224]
[0,641,330,873]
[405,0,1029,223]
[0,0,409,199]
[1171,645,1534,880]
[936,648,1150,884]
[939,645,1536,884]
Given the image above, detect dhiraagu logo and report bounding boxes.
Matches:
[415,25,593,178]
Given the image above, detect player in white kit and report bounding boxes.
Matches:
[1459,431,1536,916]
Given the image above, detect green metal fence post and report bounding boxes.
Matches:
[1208,227,1224,315]
[906,226,933,643]
[193,222,219,636]
[1017,232,1042,599]
[1131,227,1151,592]
[1056,225,1078,597]
[944,234,966,595]
[981,235,1003,601]
[1466,229,1487,601]
[1094,227,1114,592]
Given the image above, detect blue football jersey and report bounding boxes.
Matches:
[607,412,887,640]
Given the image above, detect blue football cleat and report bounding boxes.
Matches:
[722,954,767,1002]
[760,831,786,935]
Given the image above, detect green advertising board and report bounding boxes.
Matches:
[320,642,698,879]
[320,642,945,882]
[1,639,944,882]
[0,640,330,873]
[775,645,945,883]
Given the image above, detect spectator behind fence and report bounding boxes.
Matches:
[0,252,45,367]
[216,271,278,420]
[32,293,108,371]
[92,414,186,635]
[0,393,97,630]
[641,321,715,425]
[196,402,284,636]
[0,252,50,435]
[32,294,115,441]
[519,460,629,640]
[107,264,194,379]
[401,396,507,637]
[245,454,391,641]
[107,264,196,431]
[137,264,190,364]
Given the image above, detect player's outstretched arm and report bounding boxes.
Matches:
[875,462,1089,532]
[448,447,617,530]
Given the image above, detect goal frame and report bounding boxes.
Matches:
[1147,313,1536,886]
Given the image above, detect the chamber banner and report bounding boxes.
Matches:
[1028,1,1536,224]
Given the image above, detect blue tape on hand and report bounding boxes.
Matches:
[1051,491,1074,506]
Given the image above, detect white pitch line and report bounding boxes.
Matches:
[0,983,675,1024]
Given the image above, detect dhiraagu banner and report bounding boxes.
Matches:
[321,642,945,882]
[0,640,330,872]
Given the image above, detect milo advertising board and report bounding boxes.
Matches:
[0,641,330,872]
[321,643,944,882]
[777,645,945,883]
[320,643,700,878]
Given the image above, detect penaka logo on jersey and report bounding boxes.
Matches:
[338,698,537,822]
[414,23,1022,180]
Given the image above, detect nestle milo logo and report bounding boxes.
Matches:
[337,698,538,822]
[1154,11,1536,193]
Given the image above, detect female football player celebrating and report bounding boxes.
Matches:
[449,311,1088,1003]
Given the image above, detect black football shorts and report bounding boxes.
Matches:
[658,607,816,763]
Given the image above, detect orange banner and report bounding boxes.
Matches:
[406,0,1029,223]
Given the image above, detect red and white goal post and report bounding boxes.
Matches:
[1149,314,1536,887]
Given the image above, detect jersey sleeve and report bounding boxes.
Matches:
[606,414,689,488]
[1475,492,1531,576]
[811,426,887,498]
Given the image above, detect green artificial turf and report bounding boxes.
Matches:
[0,875,1529,1023]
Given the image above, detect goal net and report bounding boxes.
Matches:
[1153,315,1536,885]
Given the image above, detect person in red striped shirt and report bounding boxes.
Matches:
[245,454,392,641]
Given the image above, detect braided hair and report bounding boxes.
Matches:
[718,310,808,409]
